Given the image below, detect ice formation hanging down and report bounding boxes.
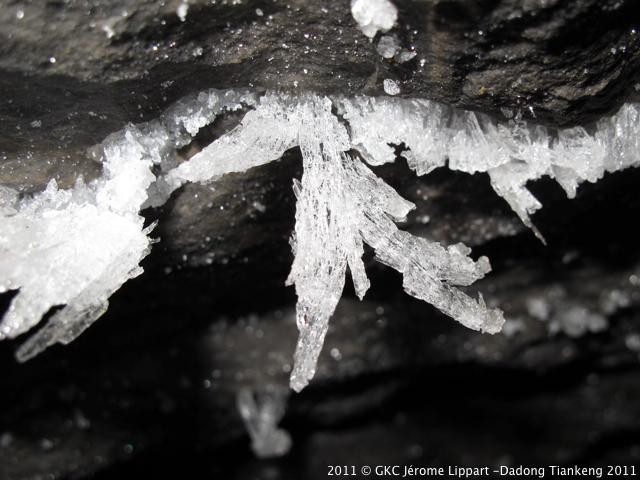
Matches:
[164,92,504,391]
[2,88,640,391]
[0,89,257,362]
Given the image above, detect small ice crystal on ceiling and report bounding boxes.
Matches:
[383,78,401,95]
[377,34,401,58]
[351,0,398,38]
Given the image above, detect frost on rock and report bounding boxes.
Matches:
[0,89,256,361]
[0,163,154,362]
[165,92,298,192]
[139,89,259,207]
[350,0,398,38]
[383,78,401,96]
[236,386,292,459]
[377,34,401,59]
[338,97,640,242]
[169,92,503,391]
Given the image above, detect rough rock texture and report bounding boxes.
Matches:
[3,0,640,193]
[2,0,640,479]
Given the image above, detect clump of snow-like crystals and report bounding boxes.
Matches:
[350,0,398,38]
[0,89,256,361]
[377,34,401,58]
[0,176,152,361]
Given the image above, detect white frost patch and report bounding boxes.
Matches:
[383,78,400,95]
[351,0,398,38]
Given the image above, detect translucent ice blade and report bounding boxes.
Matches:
[362,218,504,334]
[286,97,358,391]
[16,300,109,363]
[167,92,299,188]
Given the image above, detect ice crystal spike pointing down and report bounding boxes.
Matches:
[286,148,503,391]
[169,92,504,392]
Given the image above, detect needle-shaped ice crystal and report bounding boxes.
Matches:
[169,92,503,391]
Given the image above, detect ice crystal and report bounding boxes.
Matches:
[168,92,503,391]
[0,89,256,361]
[337,97,640,242]
[383,78,401,96]
[377,34,401,58]
[0,175,153,362]
[2,87,639,392]
[350,0,398,38]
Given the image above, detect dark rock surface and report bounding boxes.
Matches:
[2,157,640,479]
[3,0,640,193]
[2,1,640,479]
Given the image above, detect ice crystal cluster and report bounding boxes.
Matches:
[350,0,398,38]
[337,97,640,242]
[0,89,256,362]
[164,92,504,391]
[1,88,640,391]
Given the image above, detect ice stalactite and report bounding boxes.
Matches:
[168,93,503,391]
